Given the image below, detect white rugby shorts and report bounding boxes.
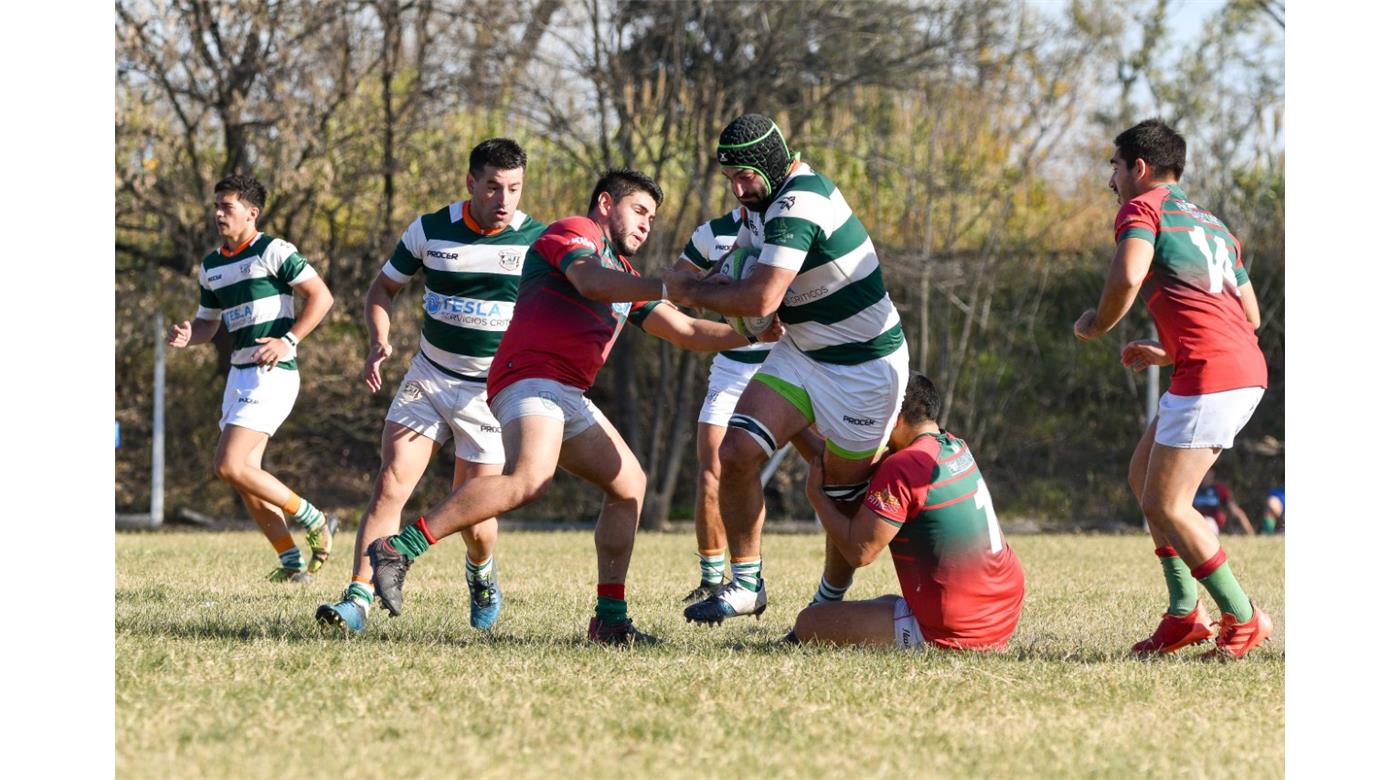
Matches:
[750,338,909,458]
[1154,386,1265,450]
[219,365,300,436]
[892,597,927,650]
[489,377,602,442]
[698,354,763,427]
[385,352,505,464]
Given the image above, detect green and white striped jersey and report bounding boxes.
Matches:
[736,162,904,365]
[679,208,771,364]
[382,203,547,380]
[196,233,317,371]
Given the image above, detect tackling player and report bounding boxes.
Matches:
[1074,119,1272,659]
[663,114,910,625]
[167,174,336,582]
[366,169,774,644]
[793,374,1024,650]
[672,210,822,604]
[316,139,546,633]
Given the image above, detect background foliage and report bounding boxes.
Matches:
[115,0,1284,527]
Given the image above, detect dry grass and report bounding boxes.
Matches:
[117,530,1283,779]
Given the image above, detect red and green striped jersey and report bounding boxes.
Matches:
[487,216,661,398]
[1114,184,1267,395]
[863,431,1024,649]
[383,203,547,381]
[196,233,317,371]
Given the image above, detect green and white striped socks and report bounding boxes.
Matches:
[698,550,726,586]
[731,558,762,592]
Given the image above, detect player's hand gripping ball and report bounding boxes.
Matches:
[717,246,775,341]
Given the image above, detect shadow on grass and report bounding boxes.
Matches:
[115,621,1283,664]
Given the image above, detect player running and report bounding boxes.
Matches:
[672,209,822,604]
[1074,118,1272,659]
[316,139,546,633]
[792,374,1024,650]
[167,173,337,583]
[662,113,910,625]
[366,169,776,644]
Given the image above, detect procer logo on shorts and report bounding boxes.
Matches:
[842,415,876,427]
[237,396,259,405]
[479,424,501,433]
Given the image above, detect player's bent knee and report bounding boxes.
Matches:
[793,607,824,643]
[510,472,554,506]
[213,458,245,487]
[718,429,766,474]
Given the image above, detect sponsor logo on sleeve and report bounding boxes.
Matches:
[568,236,598,250]
[866,487,902,515]
[775,195,796,212]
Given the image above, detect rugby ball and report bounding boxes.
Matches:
[717,246,775,340]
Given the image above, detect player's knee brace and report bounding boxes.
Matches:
[822,480,871,502]
[728,414,777,458]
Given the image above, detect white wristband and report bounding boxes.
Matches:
[281,334,299,355]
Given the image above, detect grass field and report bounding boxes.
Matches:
[116,530,1283,778]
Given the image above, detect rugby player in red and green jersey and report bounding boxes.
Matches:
[366,169,778,644]
[1074,119,1272,659]
[793,374,1024,650]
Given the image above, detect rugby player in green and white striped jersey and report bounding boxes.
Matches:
[167,174,337,584]
[664,114,910,625]
[671,209,824,604]
[316,138,547,634]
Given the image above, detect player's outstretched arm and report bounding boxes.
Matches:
[661,263,794,318]
[805,456,898,568]
[564,255,664,303]
[363,272,404,392]
[168,318,220,349]
[639,301,758,352]
[1074,236,1153,341]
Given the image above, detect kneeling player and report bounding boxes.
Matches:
[793,374,1024,651]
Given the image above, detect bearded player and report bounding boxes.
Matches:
[663,114,910,625]
[367,169,776,644]
[1074,118,1271,659]
[671,210,823,604]
[793,374,1023,650]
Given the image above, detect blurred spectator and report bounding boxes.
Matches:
[1192,467,1255,535]
[1262,487,1284,534]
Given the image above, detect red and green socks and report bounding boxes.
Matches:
[389,517,436,560]
[1155,546,1198,617]
[595,583,628,625]
[1192,549,1253,623]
